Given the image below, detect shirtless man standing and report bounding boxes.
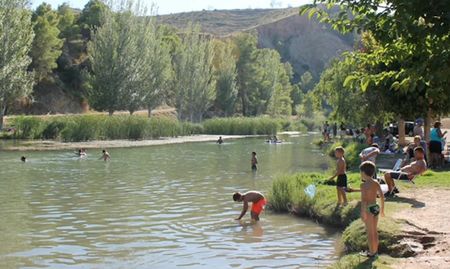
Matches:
[384,147,427,196]
[233,191,266,222]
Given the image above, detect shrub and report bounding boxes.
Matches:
[11,116,44,139]
[203,117,284,135]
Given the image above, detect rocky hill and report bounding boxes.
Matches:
[158,7,355,81]
[18,7,354,115]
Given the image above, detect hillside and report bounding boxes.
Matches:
[158,7,355,81]
[16,7,354,115]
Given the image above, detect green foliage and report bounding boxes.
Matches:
[325,140,367,170]
[57,3,80,40]
[172,24,216,122]
[41,120,67,139]
[78,0,108,38]
[268,173,362,227]
[303,1,450,120]
[343,218,400,255]
[213,39,238,116]
[233,33,294,117]
[9,115,205,142]
[0,0,35,130]
[11,116,43,139]
[30,3,63,81]
[233,33,258,116]
[87,1,158,115]
[202,117,282,135]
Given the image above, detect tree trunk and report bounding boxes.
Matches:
[108,110,114,116]
[0,105,7,130]
[147,107,152,118]
[398,118,406,146]
[424,109,433,142]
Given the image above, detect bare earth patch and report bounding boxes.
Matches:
[392,188,450,269]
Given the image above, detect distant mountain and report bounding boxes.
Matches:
[158,7,355,82]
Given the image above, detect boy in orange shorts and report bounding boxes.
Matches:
[233,191,266,222]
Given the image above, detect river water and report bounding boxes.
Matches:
[0,135,339,269]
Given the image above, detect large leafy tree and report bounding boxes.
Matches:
[78,0,108,39]
[233,33,258,116]
[303,0,450,141]
[213,39,238,116]
[86,2,133,115]
[0,0,35,129]
[30,3,63,82]
[57,3,80,40]
[172,24,216,122]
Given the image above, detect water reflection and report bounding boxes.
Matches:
[0,135,337,268]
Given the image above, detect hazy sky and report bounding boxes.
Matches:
[31,0,312,14]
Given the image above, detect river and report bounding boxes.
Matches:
[0,134,339,269]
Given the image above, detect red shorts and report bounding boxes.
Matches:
[251,198,267,215]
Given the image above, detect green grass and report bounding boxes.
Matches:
[331,254,395,269]
[8,115,202,142]
[5,115,298,142]
[202,117,287,135]
[267,170,450,265]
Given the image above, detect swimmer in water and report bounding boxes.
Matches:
[100,149,111,161]
[20,156,27,162]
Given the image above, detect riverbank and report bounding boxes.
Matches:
[0,134,259,151]
[268,171,450,269]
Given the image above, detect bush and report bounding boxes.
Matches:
[203,117,284,135]
[326,141,367,171]
[11,116,44,139]
[41,120,67,139]
[268,173,361,228]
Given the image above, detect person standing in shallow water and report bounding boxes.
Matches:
[251,152,258,171]
[100,149,111,161]
[233,191,266,222]
[217,136,223,144]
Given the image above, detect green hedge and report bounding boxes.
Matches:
[202,117,286,135]
[9,115,201,142]
[7,115,296,142]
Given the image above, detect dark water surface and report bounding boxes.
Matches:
[0,135,339,269]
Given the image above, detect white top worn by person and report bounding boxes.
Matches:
[360,144,381,163]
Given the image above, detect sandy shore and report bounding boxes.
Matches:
[1,135,260,151]
[392,188,450,269]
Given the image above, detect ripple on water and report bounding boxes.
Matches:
[0,137,338,268]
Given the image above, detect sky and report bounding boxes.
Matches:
[31,0,312,15]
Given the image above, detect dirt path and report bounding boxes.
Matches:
[392,188,450,269]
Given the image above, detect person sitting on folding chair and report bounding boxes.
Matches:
[383,147,427,197]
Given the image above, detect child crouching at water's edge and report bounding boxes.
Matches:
[329,146,347,206]
[360,161,385,258]
[233,191,266,223]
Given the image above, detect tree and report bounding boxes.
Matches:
[266,62,293,117]
[86,4,131,115]
[129,12,172,116]
[303,0,450,141]
[172,24,216,122]
[30,3,63,81]
[0,0,35,129]
[233,33,258,116]
[78,0,108,38]
[213,39,238,116]
[57,3,80,40]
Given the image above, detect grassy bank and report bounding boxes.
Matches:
[2,115,297,142]
[268,171,450,268]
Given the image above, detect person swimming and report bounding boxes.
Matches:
[100,149,111,161]
[20,156,27,162]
